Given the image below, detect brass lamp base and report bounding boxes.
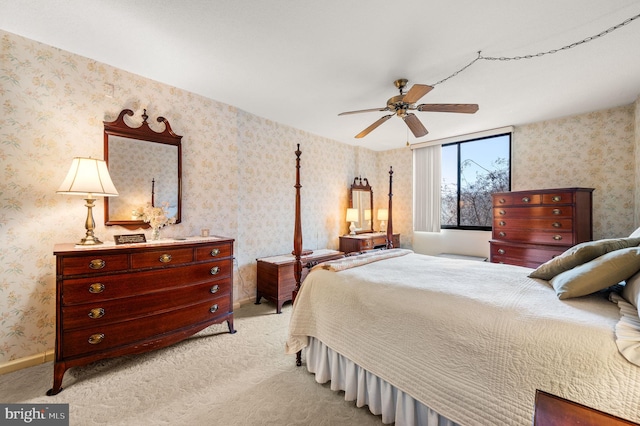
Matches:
[77,196,104,245]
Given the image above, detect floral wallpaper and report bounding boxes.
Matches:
[0,28,638,367]
[513,105,636,240]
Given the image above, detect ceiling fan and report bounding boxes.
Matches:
[338,78,479,139]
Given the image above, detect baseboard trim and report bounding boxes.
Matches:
[0,349,54,375]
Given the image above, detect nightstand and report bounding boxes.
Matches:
[256,249,344,313]
[339,232,400,254]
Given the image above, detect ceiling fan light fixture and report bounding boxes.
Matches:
[339,79,478,139]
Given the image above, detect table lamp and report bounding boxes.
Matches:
[346,208,359,235]
[57,157,119,245]
[378,208,388,233]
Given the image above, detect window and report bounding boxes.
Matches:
[441,133,511,230]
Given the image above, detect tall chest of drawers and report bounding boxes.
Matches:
[490,188,593,268]
[48,237,234,395]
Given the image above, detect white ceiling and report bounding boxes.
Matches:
[2,1,640,151]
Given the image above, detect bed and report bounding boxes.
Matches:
[285,146,640,425]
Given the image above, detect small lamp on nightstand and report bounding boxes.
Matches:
[346,208,359,235]
[378,208,388,233]
[57,157,119,245]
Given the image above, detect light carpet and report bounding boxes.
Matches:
[0,302,384,425]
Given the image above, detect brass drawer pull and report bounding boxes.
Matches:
[498,198,506,204]
[521,196,530,203]
[210,248,220,257]
[551,195,562,202]
[88,283,105,294]
[210,304,219,313]
[553,235,563,241]
[210,266,220,275]
[210,284,220,294]
[498,249,505,255]
[88,333,104,345]
[552,209,562,215]
[89,259,105,270]
[498,232,506,237]
[88,308,105,319]
[552,222,561,228]
[499,210,506,215]
[159,253,172,263]
[499,221,506,226]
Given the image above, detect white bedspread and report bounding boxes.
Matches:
[286,253,640,425]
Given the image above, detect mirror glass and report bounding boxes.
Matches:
[104,109,182,229]
[350,177,374,234]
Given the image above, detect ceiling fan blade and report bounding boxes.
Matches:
[355,114,394,138]
[402,84,433,104]
[403,113,428,138]
[339,107,389,116]
[417,103,479,114]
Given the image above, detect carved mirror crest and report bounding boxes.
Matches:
[104,109,182,230]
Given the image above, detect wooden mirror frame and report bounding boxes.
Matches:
[103,109,182,230]
[349,177,374,234]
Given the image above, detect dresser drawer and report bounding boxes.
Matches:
[131,247,194,268]
[490,243,565,267]
[62,260,232,305]
[493,193,541,206]
[61,253,129,275]
[492,228,574,246]
[541,192,574,204]
[61,297,231,358]
[195,243,233,261]
[494,206,574,219]
[62,280,230,330]
[493,218,574,232]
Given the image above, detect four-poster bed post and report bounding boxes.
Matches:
[292,144,303,367]
[386,166,393,249]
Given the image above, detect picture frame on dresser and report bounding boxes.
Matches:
[48,236,235,395]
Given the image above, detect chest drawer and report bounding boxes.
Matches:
[492,228,573,246]
[61,298,231,359]
[494,206,574,219]
[493,218,574,232]
[195,243,233,261]
[493,193,542,206]
[131,247,194,268]
[490,242,564,267]
[62,280,231,330]
[62,259,232,305]
[61,253,129,275]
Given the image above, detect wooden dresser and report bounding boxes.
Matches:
[48,236,234,395]
[256,249,343,313]
[339,232,400,254]
[490,188,593,268]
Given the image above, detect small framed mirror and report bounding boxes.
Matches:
[104,109,182,230]
[349,177,374,234]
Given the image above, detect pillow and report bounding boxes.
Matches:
[550,247,640,299]
[623,271,640,308]
[528,237,640,280]
[630,227,640,238]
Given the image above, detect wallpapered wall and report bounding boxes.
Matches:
[513,105,636,240]
[0,30,409,364]
[0,29,637,365]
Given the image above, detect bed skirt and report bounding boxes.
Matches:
[306,337,459,426]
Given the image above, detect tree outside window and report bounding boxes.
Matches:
[441,134,511,230]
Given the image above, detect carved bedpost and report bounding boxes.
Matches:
[386,166,394,249]
[292,144,303,367]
